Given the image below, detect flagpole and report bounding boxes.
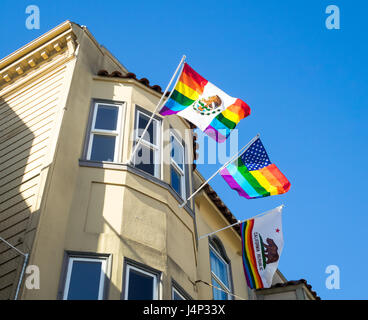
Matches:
[179,133,260,208]
[129,55,186,165]
[198,205,284,240]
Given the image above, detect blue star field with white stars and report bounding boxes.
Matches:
[240,138,272,171]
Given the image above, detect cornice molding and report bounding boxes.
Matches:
[0,26,77,90]
[0,20,72,69]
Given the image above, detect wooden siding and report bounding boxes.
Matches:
[0,66,66,299]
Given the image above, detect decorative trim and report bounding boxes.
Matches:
[0,29,77,89]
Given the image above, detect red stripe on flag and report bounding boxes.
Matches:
[182,63,208,91]
[226,99,251,120]
[247,219,264,288]
[266,164,291,193]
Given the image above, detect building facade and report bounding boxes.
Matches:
[0,21,319,300]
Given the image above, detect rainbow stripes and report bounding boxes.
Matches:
[239,207,284,289]
[220,138,290,199]
[160,63,208,116]
[221,163,290,199]
[204,98,251,142]
[159,63,251,142]
[240,219,264,289]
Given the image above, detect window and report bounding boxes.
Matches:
[171,279,191,300]
[170,132,185,198]
[133,108,161,178]
[86,102,123,162]
[172,284,191,300]
[209,241,232,300]
[63,256,107,300]
[124,264,159,300]
[172,287,186,300]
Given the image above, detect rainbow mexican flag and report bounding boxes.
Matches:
[240,206,284,289]
[220,137,290,199]
[159,63,251,142]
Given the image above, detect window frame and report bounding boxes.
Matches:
[133,107,162,179]
[62,256,108,300]
[172,286,186,300]
[171,279,193,300]
[169,131,186,199]
[86,101,124,163]
[123,262,159,300]
[209,243,232,300]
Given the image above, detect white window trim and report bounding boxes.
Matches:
[172,286,186,300]
[86,102,124,162]
[63,256,107,300]
[209,244,231,300]
[124,264,159,300]
[133,109,162,178]
[170,131,186,199]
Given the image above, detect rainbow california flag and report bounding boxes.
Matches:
[240,206,284,289]
[220,137,290,199]
[159,63,251,142]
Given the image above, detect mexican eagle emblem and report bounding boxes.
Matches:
[193,95,223,116]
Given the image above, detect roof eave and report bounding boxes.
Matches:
[0,20,73,71]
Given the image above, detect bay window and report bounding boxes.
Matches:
[133,108,161,178]
[62,255,108,300]
[170,132,185,199]
[86,102,123,162]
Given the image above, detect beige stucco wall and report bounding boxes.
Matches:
[262,290,297,300]
[256,284,313,300]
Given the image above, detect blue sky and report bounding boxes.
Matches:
[1,0,367,300]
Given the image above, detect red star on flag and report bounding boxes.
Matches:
[276,228,280,233]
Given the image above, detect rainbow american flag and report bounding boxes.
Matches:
[240,206,284,289]
[159,63,251,142]
[220,138,290,199]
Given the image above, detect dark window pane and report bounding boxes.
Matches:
[134,145,155,176]
[90,135,116,162]
[171,166,182,196]
[127,269,154,300]
[212,277,228,300]
[173,290,185,300]
[170,136,184,170]
[95,105,119,131]
[67,261,102,300]
[138,113,157,145]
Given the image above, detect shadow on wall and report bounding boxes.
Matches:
[57,163,170,299]
[58,166,155,300]
[0,97,35,300]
